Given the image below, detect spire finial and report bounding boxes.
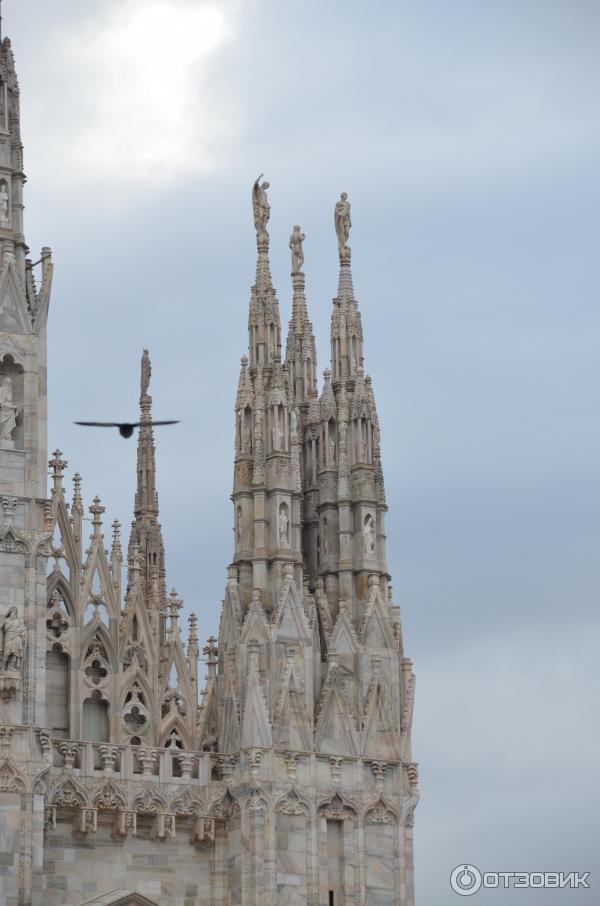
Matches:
[289,224,305,275]
[252,174,270,248]
[141,348,151,399]
[111,519,122,557]
[334,192,352,261]
[89,496,105,534]
[168,588,183,639]
[203,635,218,676]
[49,450,68,492]
[72,471,83,514]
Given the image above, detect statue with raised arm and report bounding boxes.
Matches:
[252,174,270,242]
[0,377,18,441]
[289,225,305,273]
[334,192,352,258]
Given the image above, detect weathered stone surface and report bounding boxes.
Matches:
[0,33,418,906]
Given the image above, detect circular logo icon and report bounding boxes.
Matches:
[450,864,482,896]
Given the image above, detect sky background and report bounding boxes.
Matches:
[6,0,600,902]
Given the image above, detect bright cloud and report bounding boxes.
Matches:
[35,0,235,188]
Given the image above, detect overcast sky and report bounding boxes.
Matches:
[7,1,600,902]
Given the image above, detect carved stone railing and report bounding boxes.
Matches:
[47,736,214,785]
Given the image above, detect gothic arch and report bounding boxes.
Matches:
[275,786,313,817]
[49,775,89,809]
[131,785,167,815]
[92,779,128,812]
[209,788,240,819]
[81,621,117,673]
[364,795,399,825]
[159,715,191,751]
[317,790,359,821]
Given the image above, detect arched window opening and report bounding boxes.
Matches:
[45,644,69,738]
[82,689,109,742]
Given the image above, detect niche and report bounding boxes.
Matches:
[82,689,109,742]
[45,644,70,738]
[0,355,24,448]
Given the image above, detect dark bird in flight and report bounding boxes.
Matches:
[74,420,180,439]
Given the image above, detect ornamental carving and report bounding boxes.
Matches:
[366,804,396,826]
[191,816,215,843]
[277,791,309,817]
[92,779,127,811]
[114,810,137,838]
[0,758,26,792]
[318,792,356,822]
[51,776,88,808]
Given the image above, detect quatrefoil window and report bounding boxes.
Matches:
[124,706,147,733]
[85,658,108,685]
[46,609,70,639]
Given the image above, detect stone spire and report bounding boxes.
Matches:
[285,225,317,409]
[127,349,166,600]
[248,175,281,370]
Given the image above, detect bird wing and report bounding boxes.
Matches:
[74,421,122,427]
[137,420,181,427]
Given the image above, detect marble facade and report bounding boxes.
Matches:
[0,28,417,906]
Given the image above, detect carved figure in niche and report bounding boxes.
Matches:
[273,420,283,451]
[334,192,352,257]
[0,607,25,672]
[360,437,368,461]
[323,520,328,555]
[289,225,305,273]
[0,377,18,441]
[235,506,242,545]
[278,508,289,546]
[242,425,252,454]
[252,174,270,241]
[329,436,336,464]
[0,182,8,223]
[290,409,297,438]
[364,515,376,554]
[316,534,321,565]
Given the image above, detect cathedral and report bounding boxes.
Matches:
[0,28,418,906]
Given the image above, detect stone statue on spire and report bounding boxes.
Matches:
[334,192,352,258]
[141,349,151,397]
[289,225,305,274]
[252,174,270,243]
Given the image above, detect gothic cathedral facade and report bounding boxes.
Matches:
[0,32,418,906]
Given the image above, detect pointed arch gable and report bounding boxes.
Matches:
[81,538,120,618]
[49,495,78,576]
[80,892,160,906]
[0,259,33,334]
[361,682,402,760]
[315,674,359,756]
[328,607,360,655]
[46,573,76,621]
[159,714,192,751]
[272,580,312,644]
[209,787,240,819]
[364,794,399,825]
[132,785,167,814]
[275,786,313,817]
[50,774,90,808]
[239,602,271,646]
[359,592,396,651]
[92,779,128,811]
[81,621,117,672]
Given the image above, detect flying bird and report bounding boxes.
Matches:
[74,420,180,439]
